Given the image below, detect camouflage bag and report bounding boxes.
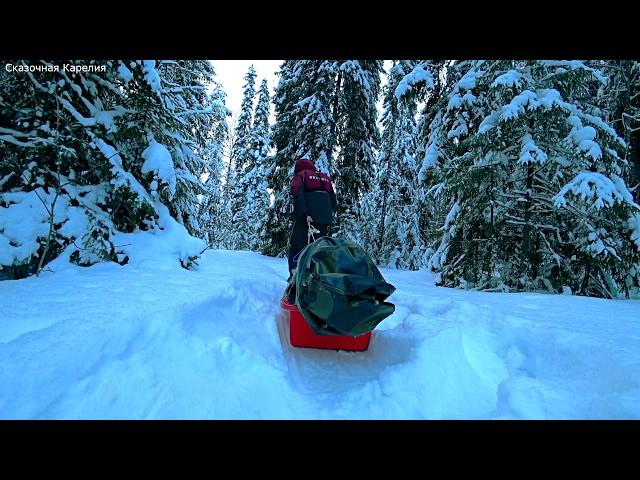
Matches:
[289,236,396,337]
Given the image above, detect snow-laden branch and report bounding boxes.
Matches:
[554,172,639,210]
[395,63,434,100]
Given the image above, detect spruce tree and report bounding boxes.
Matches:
[197,83,231,248]
[263,60,383,257]
[228,65,257,249]
[373,61,426,268]
[235,78,272,251]
[594,60,640,195]
[263,61,326,257]
[334,60,384,233]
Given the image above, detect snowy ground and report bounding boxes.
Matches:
[1,233,639,419]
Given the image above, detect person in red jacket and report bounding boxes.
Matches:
[288,157,337,275]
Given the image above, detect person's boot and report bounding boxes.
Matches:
[286,269,296,304]
[281,269,293,305]
[287,284,296,305]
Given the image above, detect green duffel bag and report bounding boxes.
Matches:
[289,236,396,337]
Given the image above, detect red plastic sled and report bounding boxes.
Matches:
[280,298,371,351]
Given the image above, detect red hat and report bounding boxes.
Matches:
[295,158,316,174]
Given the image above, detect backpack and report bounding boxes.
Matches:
[290,170,334,223]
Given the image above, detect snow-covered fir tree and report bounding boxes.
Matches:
[226,66,258,249]
[263,61,333,257]
[148,60,225,237]
[234,78,272,251]
[361,61,427,269]
[333,60,383,234]
[263,60,383,257]
[593,60,640,195]
[232,65,258,169]
[411,60,461,255]
[214,112,239,248]
[197,84,231,248]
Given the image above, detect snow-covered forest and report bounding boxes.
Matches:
[1,60,639,419]
[2,60,639,298]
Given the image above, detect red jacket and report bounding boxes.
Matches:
[290,159,337,222]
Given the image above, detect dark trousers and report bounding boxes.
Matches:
[287,219,329,273]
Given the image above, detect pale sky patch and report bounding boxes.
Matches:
[209,60,282,123]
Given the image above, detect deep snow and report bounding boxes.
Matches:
[1,236,639,419]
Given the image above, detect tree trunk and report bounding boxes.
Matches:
[378,187,388,258]
[327,70,342,174]
[326,69,343,231]
[630,127,640,200]
[520,162,535,287]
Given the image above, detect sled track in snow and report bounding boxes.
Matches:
[274,308,419,401]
